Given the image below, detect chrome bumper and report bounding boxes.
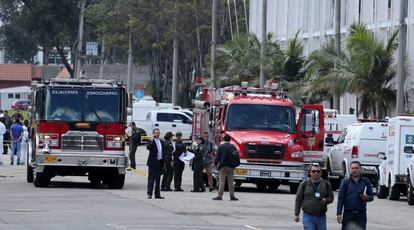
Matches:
[35,153,127,170]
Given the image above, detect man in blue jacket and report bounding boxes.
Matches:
[337,161,374,230]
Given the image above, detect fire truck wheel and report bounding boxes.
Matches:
[34,172,50,188]
[289,183,299,194]
[256,182,267,192]
[407,174,414,205]
[27,164,34,183]
[107,173,125,189]
[388,177,400,201]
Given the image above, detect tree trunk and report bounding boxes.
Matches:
[55,44,74,78]
[42,45,50,65]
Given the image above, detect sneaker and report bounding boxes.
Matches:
[10,162,14,165]
[209,187,215,192]
[212,197,222,200]
[230,197,239,201]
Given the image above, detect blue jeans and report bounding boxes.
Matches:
[10,141,22,164]
[303,213,327,230]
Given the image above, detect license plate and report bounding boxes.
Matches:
[107,141,121,148]
[260,171,271,177]
[235,169,248,176]
[44,155,57,163]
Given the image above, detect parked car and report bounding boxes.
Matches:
[11,99,31,110]
[327,122,388,190]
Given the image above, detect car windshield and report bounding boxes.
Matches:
[226,104,296,133]
[41,87,122,122]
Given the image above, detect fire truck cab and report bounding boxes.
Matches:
[192,82,324,193]
[27,78,128,189]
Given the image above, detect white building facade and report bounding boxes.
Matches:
[249,0,414,115]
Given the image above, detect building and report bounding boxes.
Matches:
[249,0,414,115]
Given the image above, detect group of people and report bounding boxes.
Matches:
[128,125,239,201]
[295,161,374,230]
[0,110,30,166]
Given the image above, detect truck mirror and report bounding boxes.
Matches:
[377,152,387,160]
[404,146,414,154]
[313,127,319,134]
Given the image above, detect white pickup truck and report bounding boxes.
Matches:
[136,110,193,141]
[377,116,414,204]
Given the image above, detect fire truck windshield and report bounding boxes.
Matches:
[227,104,296,133]
[41,88,123,122]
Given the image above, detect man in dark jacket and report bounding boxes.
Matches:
[173,131,186,191]
[212,134,238,201]
[146,128,166,199]
[337,161,374,230]
[191,136,205,192]
[129,122,141,169]
[161,131,174,191]
[295,163,334,230]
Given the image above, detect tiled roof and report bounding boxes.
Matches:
[0,64,33,81]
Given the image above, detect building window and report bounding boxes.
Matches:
[15,93,20,99]
[8,94,13,99]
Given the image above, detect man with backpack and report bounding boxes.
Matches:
[212,134,239,201]
[295,163,334,230]
[337,161,374,230]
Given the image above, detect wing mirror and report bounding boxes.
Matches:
[313,127,319,134]
[377,152,387,160]
[404,146,414,154]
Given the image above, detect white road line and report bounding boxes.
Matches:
[244,225,261,230]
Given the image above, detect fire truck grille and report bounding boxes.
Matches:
[61,132,103,151]
[245,144,284,159]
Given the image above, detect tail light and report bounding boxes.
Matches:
[106,135,125,149]
[351,146,359,158]
[39,133,59,147]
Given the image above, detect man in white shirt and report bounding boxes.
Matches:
[0,118,6,165]
[146,128,166,199]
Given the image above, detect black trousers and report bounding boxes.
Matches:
[161,161,174,189]
[193,166,204,191]
[174,161,185,190]
[129,144,138,169]
[342,211,367,230]
[147,160,163,196]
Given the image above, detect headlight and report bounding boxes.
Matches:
[291,151,303,158]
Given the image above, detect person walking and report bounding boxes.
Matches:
[337,161,374,230]
[129,122,141,169]
[212,134,238,201]
[146,128,166,199]
[0,117,6,165]
[173,131,186,192]
[20,120,30,165]
[294,164,334,230]
[3,110,12,155]
[202,132,215,191]
[10,118,23,165]
[191,136,205,192]
[161,131,174,191]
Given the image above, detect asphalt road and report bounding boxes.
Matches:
[0,146,413,230]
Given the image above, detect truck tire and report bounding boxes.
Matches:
[34,172,50,188]
[107,173,125,189]
[388,179,400,201]
[256,182,267,192]
[407,174,414,205]
[89,173,102,186]
[376,179,389,199]
[27,164,34,183]
[290,183,299,194]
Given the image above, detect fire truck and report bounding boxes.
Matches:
[27,78,128,189]
[192,82,324,193]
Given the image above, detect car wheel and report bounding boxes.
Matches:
[27,164,34,183]
[34,172,50,188]
[290,183,299,194]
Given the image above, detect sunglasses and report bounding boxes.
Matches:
[311,170,321,173]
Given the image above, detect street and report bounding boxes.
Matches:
[0,146,413,230]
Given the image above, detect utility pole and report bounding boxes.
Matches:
[396,0,408,114]
[233,0,239,35]
[172,1,179,105]
[99,38,105,79]
[227,0,234,39]
[243,0,248,33]
[333,0,341,110]
[259,0,267,88]
[127,26,133,102]
[211,0,217,88]
[75,0,86,79]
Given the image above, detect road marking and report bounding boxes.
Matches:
[244,225,262,230]
[129,168,147,177]
[0,173,15,178]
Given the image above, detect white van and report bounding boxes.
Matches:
[377,116,414,202]
[328,122,388,189]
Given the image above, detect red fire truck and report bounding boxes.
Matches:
[192,82,324,193]
[27,78,128,189]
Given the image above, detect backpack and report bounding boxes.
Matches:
[229,147,240,168]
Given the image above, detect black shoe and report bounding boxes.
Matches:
[191,190,200,192]
[212,197,222,200]
[166,188,173,192]
[200,189,206,192]
[174,188,184,192]
[147,195,152,199]
[10,162,13,165]
[230,197,239,201]
[209,187,215,192]
[155,196,164,199]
